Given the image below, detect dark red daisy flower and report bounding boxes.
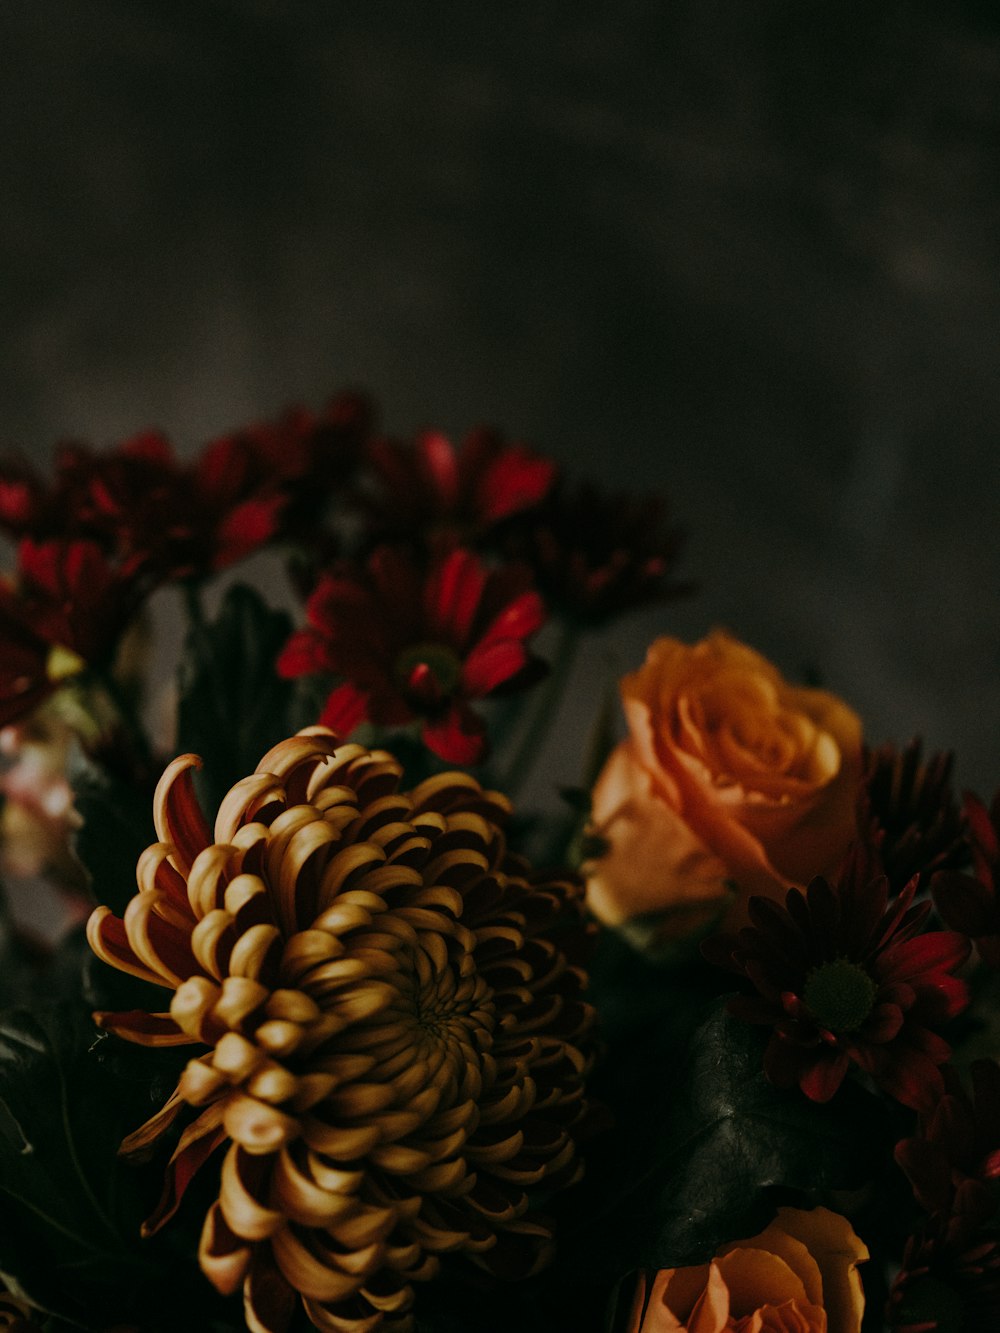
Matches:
[933,790,1000,968]
[71,426,292,579]
[889,1062,1000,1330]
[896,1061,1000,1223]
[0,538,152,727]
[706,845,971,1110]
[15,537,151,665]
[0,396,371,584]
[277,546,547,764]
[267,388,374,492]
[861,739,969,897]
[363,426,557,548]
[502,481,691,624]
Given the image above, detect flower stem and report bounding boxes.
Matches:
[183,579,207,635]
[500,619,580,798]
[93,669,154,770]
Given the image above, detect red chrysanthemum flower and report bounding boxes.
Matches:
[264,390,374,496]
[362,427,556,549]
[0,392,373,585]
[933,790,1000,968]
[889,1062,1000,1330]
[706,846,971,1110]
[501,481,690,624]
[278,547,546,765]
[860,740,968,897]
[0,538,151,727]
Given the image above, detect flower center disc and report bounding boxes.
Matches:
[394,642,463,695]
[803,958,877,1034]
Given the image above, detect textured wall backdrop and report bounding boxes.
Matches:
[2,1,999,792]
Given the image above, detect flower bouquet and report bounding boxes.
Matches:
[0,392,991,1333]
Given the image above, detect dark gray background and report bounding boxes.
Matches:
[3,2,999,793]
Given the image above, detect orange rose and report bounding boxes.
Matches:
[628,1207,868,1333]
[586,632,863,932]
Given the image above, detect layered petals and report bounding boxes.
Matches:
[629,1207,867,1333]
[88,729,595,1333]
[706,846,970,1111]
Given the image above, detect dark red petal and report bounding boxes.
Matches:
[475,446,556,525]
[276,630,326,679]
[94,1011,192,1046]
[417,431,460,509]
[880,981,917,1010]
[878,1048,945,1113]
[143,1111,227,1236]
[422,704,486,765]
[903,1025,953,1066]
[121,430,176,465]
[475,590,546,650]
[461,640,530,697]
[213,495,284,569]
[864,1003,905,1043]
[428,549,487,646]
[917,973,969,1021]
[879,931,971,982]
[799,1048,851,1102]
[319,682,371,736]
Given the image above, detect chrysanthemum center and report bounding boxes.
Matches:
[803,958,877,1033]
[394,642,462,696]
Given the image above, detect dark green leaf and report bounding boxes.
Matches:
[0,1001,229,1331]
[639,1001,890,1266]
[176,584,294,810]
[0,1004,162,1325]
[551,992,891,1301]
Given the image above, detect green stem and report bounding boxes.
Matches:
[88,668,153,771]
[500,620,580,798]
[183,579,207,635]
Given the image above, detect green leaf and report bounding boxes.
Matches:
[0,1003,163,1326]
[176,584,295,811]
[0,1001,231,1331]
[638,1001,890,1266]
[550,992,891,1301]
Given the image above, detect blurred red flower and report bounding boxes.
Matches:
[502,481,690,623]
[0,538,150,726]
[363,426,556,547]
[278,546,546,763]
[933,790,1000,967]
[860,739,969,897]
[890,1062,1000,1330]
[0,389,374,583]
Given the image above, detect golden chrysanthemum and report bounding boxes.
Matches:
[87,729,594,1333]
[0,1289,41,1333]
